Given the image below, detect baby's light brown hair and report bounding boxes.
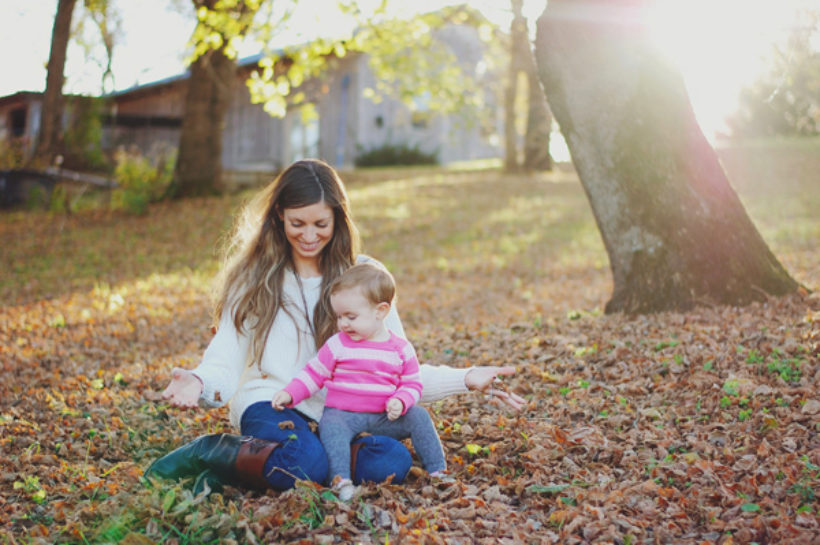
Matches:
[330,262,395,306]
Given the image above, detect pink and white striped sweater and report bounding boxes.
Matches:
[283,330,422,415]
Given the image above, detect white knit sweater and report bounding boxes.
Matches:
[192,257,470,427]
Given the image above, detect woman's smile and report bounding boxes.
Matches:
[280,202,335,273]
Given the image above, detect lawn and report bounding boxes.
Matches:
[1,140,818,544]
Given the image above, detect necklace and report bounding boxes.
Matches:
[293,271,317,340]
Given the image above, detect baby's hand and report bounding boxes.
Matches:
[272,391,292,410]
[386,399,404,421]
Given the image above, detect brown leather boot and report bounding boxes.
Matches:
[144,434,279,493]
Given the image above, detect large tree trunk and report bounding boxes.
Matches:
[534,0,799,313]
[37,0,77,165]
[174,47,235,197]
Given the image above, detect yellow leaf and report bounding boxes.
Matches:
[465,443,481,455]
[681,452,701,465]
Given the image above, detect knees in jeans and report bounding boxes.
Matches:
[403,404,432,425]
[298,444,330,483]
[264,434,329,489]
[351,435,412,485]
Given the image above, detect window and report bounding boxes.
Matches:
[9,107,26,137]
[288,106,319,163]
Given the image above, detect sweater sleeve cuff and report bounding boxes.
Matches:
[392,391,417,414]
[191,369,224,408]
[419,365,470,404]
[284,381,312,407]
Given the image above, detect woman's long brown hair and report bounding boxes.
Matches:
[213,159,360,368]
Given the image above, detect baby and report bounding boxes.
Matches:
[272,262,446,500]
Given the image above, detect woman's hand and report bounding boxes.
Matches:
[161,368,204,408]
[465,366,526,411]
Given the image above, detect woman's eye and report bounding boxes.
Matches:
[316,223,328,229]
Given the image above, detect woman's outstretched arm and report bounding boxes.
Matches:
[163,308,248,408]
[419,364,526,411]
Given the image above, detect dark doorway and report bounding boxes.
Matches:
[9,107,27,137]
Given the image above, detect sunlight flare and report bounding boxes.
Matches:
[644,0,810,138]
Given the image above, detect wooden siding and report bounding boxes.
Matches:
[2,22,502,179]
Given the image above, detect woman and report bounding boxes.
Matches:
[145,159,524,494]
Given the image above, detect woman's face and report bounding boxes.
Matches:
[280,202,335,268]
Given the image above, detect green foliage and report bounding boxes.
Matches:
[722,379,739,397]
[528,483,570,495]
[111,147,176,215]
[48,185,69,213]
[354,142,439,167]
[24,182,52,210]
[789,456,819,503]
[194,2,496,121]
[0,137,28,169]
[350,5,493,116]
[745,349,764,364]
[13,475,47,505]
[296,483,340,529]
[63,97,109,172]
[766,351,803,383]
[727,10,820,137]
[189,0,262,62]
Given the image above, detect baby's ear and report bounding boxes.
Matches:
[376,301,390,318]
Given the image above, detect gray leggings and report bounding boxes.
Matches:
[318,405,446,482]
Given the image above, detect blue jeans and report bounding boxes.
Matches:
[240,401,412,489]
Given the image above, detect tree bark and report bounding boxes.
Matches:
[174,47,236,197]
[503,0,528,172]
[37,0,77,165]
[534,0,799,313]
[503,57,520,172]
[523,47,552,171]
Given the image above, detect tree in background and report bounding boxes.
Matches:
[503,0,526,172]
[174,0,260,198]
[56,0,122,172]
[520,4,551,171]
[534,0,799,313]
[174,1,492,196]
[36,0,78,166]
[74,0,122,94]
[34,0,121,169]
[504,0,551,172]
[726,9,820,138]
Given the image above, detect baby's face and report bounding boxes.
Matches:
[331,288,384,341]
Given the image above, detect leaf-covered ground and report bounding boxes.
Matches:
[1,141,818,544]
